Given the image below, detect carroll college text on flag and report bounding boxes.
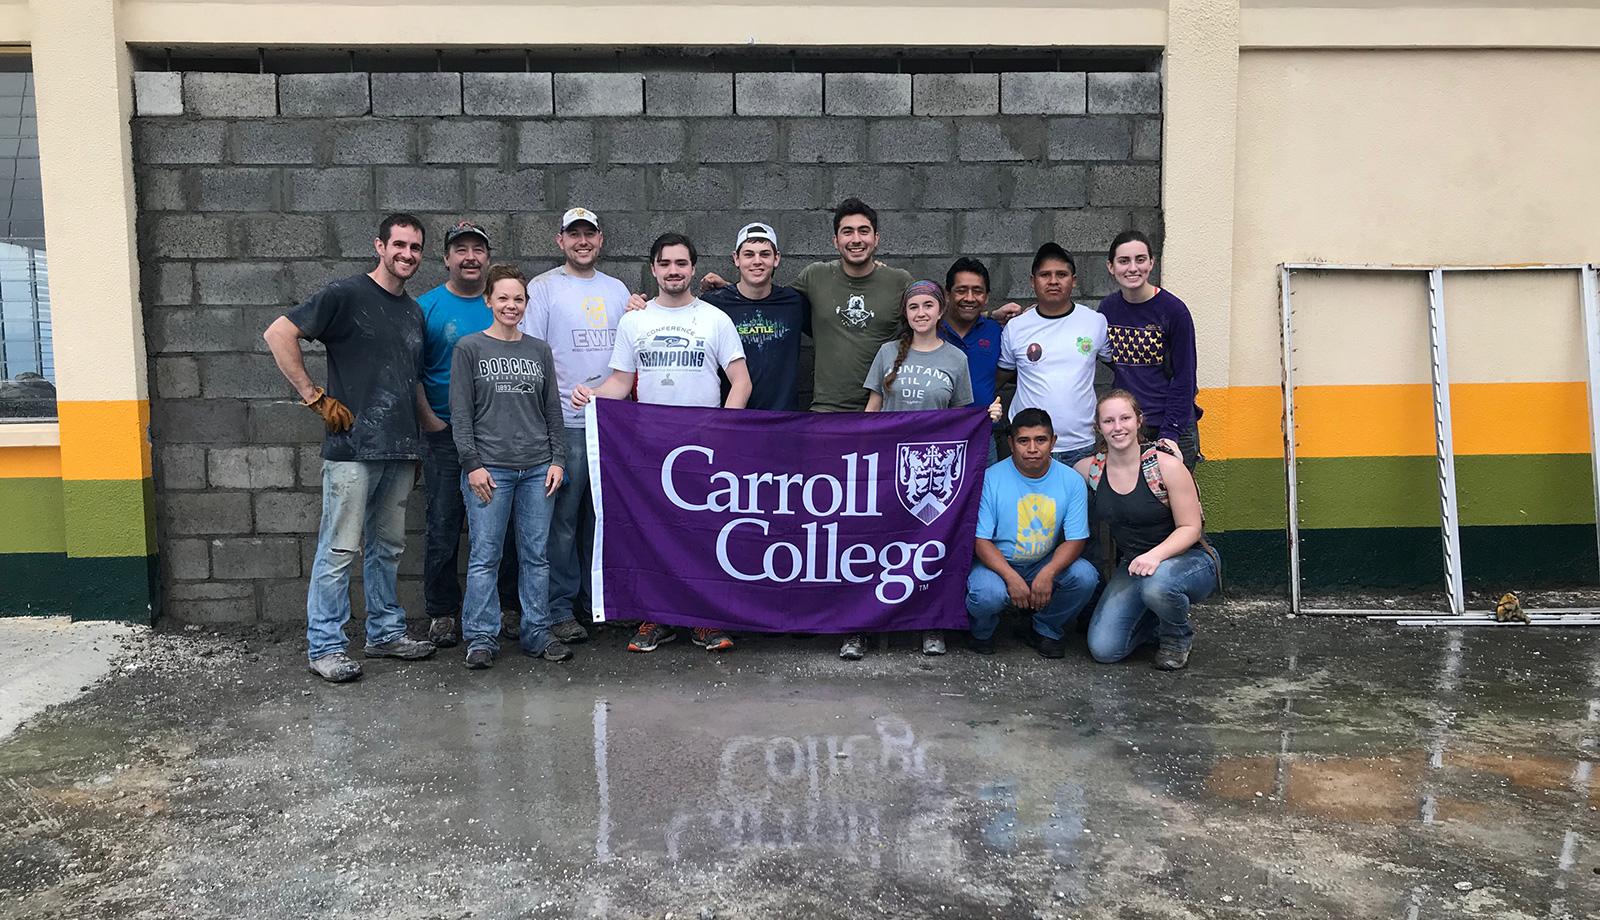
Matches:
[585,400,990,633]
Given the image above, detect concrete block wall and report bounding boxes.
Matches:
[133,67,1162,624]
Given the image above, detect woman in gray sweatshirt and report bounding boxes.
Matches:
[448,264,567,668]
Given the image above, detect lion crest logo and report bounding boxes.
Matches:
[895,441,967,525]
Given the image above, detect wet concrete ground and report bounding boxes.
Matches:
[1,606,1598,919]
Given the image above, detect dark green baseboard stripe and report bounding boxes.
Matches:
[0,552,158,623]
[1208,525,1599,592]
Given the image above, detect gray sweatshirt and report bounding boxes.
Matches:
[448,332,564,473]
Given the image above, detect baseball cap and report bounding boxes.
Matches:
[561,207,601,231]
[443,220,491,250]
[734,222,778,251]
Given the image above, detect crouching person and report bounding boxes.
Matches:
[449,264,569,669]
[1075,390,1220,671]
[966,408,1099,657]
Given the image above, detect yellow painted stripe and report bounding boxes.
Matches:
[57,399,153,481]
[0,445,63,478]
[1199,382,1592,460]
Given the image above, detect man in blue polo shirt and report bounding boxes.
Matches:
[417,220,518,648]
[941,257,1005,464]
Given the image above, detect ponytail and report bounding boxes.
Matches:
[883,327,914,389]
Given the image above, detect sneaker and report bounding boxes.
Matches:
[1022,630,1065,660]
[628,623,677,653]
[308,653,362,683]
[464,646,495,670]
[839,634,866,660]
[692,627,734,652]
[1154,643,1191,671]
[428,617,459,649]
[970,635,996,655]
[532,640,573,662]
[362,636,437,660]
[500,608,521,642]
[552,618,590,644]
[921,631,946,656]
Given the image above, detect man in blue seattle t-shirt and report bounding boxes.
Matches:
[967,407,1099,658]
[417,220,516,647]
[696,222,809,411]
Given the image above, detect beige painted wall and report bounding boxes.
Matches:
[1231,48,1600,388]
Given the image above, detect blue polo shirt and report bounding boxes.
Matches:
[940,315,1002,409]
[417,283,490,423]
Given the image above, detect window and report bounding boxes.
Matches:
[0,58,51,421]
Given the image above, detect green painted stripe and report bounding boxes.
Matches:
[60,478,157,557]
[0,477,66,553]
[0,552,155,622]
[1195,455,1596,531]
[1207,525,1598,592]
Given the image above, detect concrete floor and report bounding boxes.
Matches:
[0,609,1597,919]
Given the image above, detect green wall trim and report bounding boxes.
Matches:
[1208,524,1599,591]
[60,477,157,558]
[0,477,66,553]
[1199,454,1597,531]
[0,552,157,623]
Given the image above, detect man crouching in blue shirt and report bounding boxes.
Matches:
[966,407,1099,657]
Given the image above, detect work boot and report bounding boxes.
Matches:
[627,622,676,653]
[838,634,867,661]
[500,608,521,642]
[530,640,573,662]
[1022,630,1065,660]
[969,635,996,655]
[1154,642,1191,671]
[308,653,362,683]
[428,617,459,649]
[921,631,946,656]
[552,618,590,644]
[363,636,437,660]
[691,627,734,652]
[464,646,495,670]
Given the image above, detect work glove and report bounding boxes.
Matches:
[302,386,354,433]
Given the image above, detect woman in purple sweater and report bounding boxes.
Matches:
[1096,231,1203,469]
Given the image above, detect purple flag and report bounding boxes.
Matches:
[585,400,989,633]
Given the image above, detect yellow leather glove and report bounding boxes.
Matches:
[302,386,354,433]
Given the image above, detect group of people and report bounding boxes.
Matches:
[263,198,1219,683]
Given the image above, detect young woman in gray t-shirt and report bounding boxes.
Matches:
[848,280,1001,661]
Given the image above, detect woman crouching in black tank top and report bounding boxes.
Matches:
[1072,390,1219,670]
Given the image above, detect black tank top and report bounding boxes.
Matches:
[1095,465,1176,562]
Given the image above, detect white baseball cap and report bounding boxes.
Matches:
[561,207,601,231]
[734,222,778,251]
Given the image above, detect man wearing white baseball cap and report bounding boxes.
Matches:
[699,222,809,411]
[518,207,632,642]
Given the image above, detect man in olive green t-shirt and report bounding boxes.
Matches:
[703,198,912,412]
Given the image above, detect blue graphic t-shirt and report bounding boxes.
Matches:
[940,316,1002,410]
[417,283,489,422]
[975,457,1089,565]
[701,284,809,411]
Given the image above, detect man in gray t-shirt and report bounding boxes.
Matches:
[864,340,975,412]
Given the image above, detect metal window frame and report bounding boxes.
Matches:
[1279,262,1600,617]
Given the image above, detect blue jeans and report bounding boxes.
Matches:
[1051,443,1097,467]
[547,427,594,622]
[306,460,412,661]
[421,427,519,617]
[461,465,557,655]
[966,555,1099,641]
[1087,545,1219,662]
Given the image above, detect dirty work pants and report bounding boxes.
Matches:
[1087,545,1219,663]
[966,556,1100,641]
[420,427,519,618]
[460,464,558,656]
[546,427,594,623]
[306,460,411,662]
